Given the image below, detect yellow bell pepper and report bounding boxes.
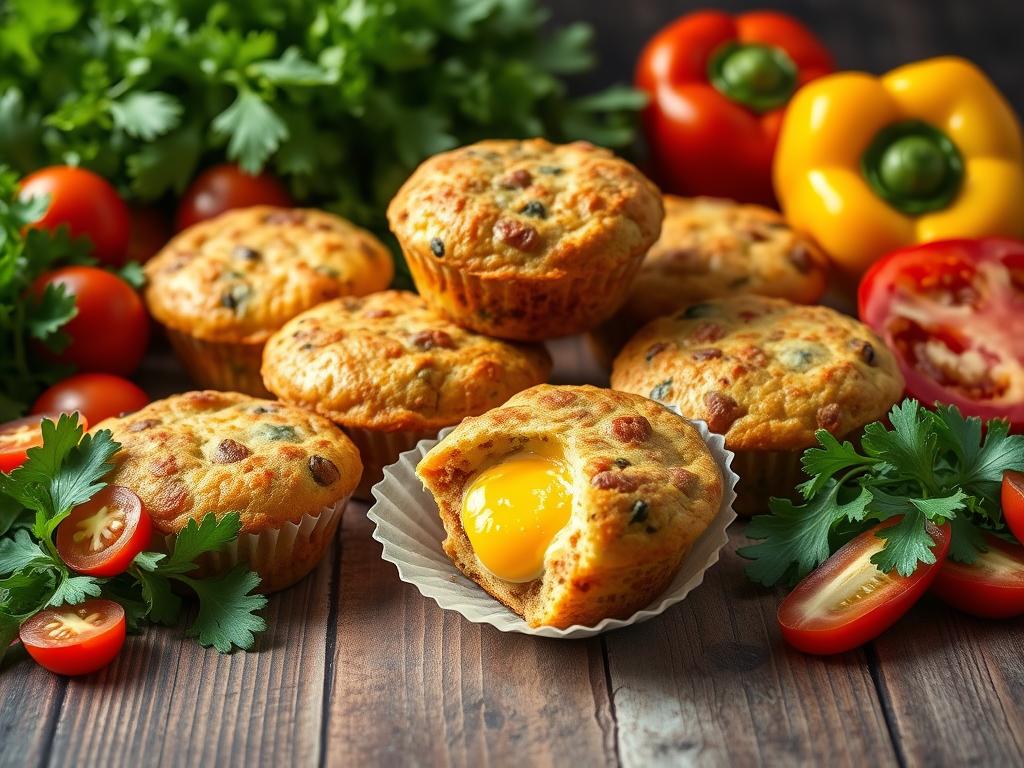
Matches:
[774,56,1024,277]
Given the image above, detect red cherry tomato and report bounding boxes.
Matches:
[175,164,292,231]
[55,485,151,577]
[33,373,149,426]
[1003,470,1024,544]
[19,599,126,675]
[859,238,1024,429]
[0,411,87,473]
[778,519,950,655]
[126,205,170,263]
[32,266,149,376]
[931,533,1024,618]
[20,166,131,266]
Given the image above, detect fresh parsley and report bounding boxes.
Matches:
[0,415,267,668]
[739,400,1024,587]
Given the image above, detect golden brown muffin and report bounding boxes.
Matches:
[95,391,362,592]
[387,139,664,340]
[145,206,393,396]
[416,384,723,628]
[611,296,904,515]
[262,290,552,497]
[590,196,829,365]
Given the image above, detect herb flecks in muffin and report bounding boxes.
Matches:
[212,438,252,464]
[256,424,299,442]
[309,455,340,486]
[494,218,540,252]
[430,237,445,258]
[681,303,714,319]
[519,201,547,219]
[650,379,673,401]
[221,283,252,312]
[613,457,631,468]
[645,342,668,363]
[849,339,877,365]
[629,499,649,524]
[232,245,261,262]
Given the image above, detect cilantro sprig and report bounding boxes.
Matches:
[739,400,1024,587]
[0,415,266,667]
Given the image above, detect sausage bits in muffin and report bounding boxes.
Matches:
[145,206,393,396]
[95,391,362,592]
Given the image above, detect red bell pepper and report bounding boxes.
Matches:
[635,10,834,206]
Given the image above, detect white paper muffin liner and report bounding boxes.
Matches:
[162,496,350,593]
[367,414,737,638]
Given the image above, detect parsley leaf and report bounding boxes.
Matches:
[47,573,102,607]
[109,92,182,141]
[160,512,243,574]
[0,528,50,575]
[212,90,289,174]
[179,566,267,653]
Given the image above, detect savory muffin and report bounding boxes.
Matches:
[416,384,723,628]
[144,206,393,396]
[590,196,829,364]
[95,390,362,592]
[261,290,552,497]
[611,296,904,515]
[387,138,664,340]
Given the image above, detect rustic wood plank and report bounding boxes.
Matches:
[321,502,617,767]
[40,541,336,767]
[871,597,1024,766]
[0,657,66,767]
[605,535,897,767]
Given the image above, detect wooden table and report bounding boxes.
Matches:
[2,336,1023,767]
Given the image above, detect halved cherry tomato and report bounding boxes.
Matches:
[0,412,87,473]
[1003,470,1024,544]
[32,266,149,376]
[859,238,1024,429]
[175,164,292,231]
[778,519,951,655]
[931,533,1024,618]
[19,599,126,675]
[56,486,151,577]
[33,373,149,426]
[20,166,131,266]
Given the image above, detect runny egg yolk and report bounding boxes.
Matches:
[461,454,573,583]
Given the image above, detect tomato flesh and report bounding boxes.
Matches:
[0,412,86,473]
[859,238,1024,428]
[20,166,131,266]
[1002,471,1024,545]
[32,266,150,377]
[778,520,950,655]
[931,534,1024,618]
[33,373,150,426]
[175,164,292,231]
[56,485,151,577]
[19,599,126,676]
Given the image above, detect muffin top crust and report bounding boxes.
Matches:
[144,206,393,344]
[95,391,362,534]
[261,291,552,432]
[618,196,829,327]
[387,138,664,277]
[611,296,905,450]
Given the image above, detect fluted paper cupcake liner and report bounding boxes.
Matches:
[367,415,737,638]
[343,424,442,501]
[729,449,807,517]
[164,328,272,397]
[162,496,349,593]
[402,247,643,341]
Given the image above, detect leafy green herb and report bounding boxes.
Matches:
[0,415,266,668]
[739,400,1024,586]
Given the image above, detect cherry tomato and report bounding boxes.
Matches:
[175,164,292,231]
[1003,470,1024,544]
[56,485,151,577]
[0,411,87,473]
[32,266,149,376]
[19,599,126,675]
[931,533,1024,618]
[20,166,131,266]
[126,205,170,263]
[859,238,1024,429]
[778,519,951,655]
[33,373,149,426]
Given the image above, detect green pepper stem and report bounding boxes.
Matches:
[707,42,798,113]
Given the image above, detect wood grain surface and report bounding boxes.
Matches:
[4,1,1024,766]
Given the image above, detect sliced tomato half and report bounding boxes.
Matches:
[56,485,151,577]
[0,412,87,473]
[859,238,1024,429]
[778,519,951,655]
[19,599,126,676]
[931,533,1024,618]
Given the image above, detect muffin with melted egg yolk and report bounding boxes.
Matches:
[417,384,723,628]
